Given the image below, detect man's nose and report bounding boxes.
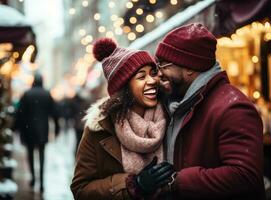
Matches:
[157,69,163,78]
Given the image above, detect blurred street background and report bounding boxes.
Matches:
[1,0,271,199]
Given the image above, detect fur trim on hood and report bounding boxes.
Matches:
[83,96,110,131]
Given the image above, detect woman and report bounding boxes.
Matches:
[70,38,174,200]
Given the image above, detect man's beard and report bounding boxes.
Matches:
[169,78,189,101]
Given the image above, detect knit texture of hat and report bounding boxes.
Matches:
[93,38,156,96]
[156,23,217,71]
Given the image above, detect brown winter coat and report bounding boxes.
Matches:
[70,97,132,200]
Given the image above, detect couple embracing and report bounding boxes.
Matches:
[71,23,264,200]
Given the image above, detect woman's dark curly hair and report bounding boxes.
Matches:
[100,85,135,124]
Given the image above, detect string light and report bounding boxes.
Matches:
[155,11,163,18]
[69,8,76,15]
[94,13,101,20]
[81,38,88,45]
[136,8,143,15]
[123,26,131,33]
[132,0,138,2]
[149,0,156,4]
[115,28,123,35]
[170,0,178,5]
[126,2,133,9]
[252,56,259,63]
[146,14,155,23]
[106,31,114,38]
[135,24,144,33]
[98,26,106,33]
[13,52,19,59]
[129,17,137,24]
[111,15,118,21]
[108,1,115,8]
[253,91,260,99]
[86,45,93,53]
[82,1,89,7]
[79,29,86,36]
[85,35,93,43]
[128,32,136,41]
[18,0,24,2]
[264,21,270,28]
[264,33,271,41]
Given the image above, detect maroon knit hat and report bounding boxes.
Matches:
[156,23,217,71]
[93,38,156,96]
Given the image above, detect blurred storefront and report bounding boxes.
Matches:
[0,4,36,200]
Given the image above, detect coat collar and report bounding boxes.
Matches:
[181,71,230,128]
[84,96,114,134]
[84,96,122,164]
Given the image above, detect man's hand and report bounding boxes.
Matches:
[135,156,175,195]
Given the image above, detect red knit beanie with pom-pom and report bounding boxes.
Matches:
[93,38,156,96]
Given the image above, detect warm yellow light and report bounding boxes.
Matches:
[252,22,258,29]
[231,34,238,40]
[111,15,118,21]
[84,53,94,63]
[13,52,19,59]
[253,91,261,99]
[130,17,137,24]
[82,0,89,7]
[227,61,239,77]
[108,1,115,8]
[79,29,86,36]
[115,28,123,35]
[126,2,133,8]
[98,26,106,33]
[155,11,163,18]
[264,21,270,28]
[264,33,271,41]
[252,56,259,63]
[81,38,88,45]
[123,26,131,33]
[149,0,156,4]
[170,0,178,5]
[132,0,138,2]
[114,18,124,27]
[136,8,143,15]
[128,32,136,41]
[146,14,155,23]
[85,35,93,43]
[94,13,100,20]
[135,24,144,33]
[106,31,114,38]
[69,8,76,15]
[19,0,23,2]
[86,45,93,53]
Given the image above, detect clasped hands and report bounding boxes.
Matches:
[135,156,176,195]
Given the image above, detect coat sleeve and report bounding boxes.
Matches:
[173,102,264,198]
[70,128,131,200]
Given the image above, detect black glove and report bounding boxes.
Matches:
[135,156,175,195]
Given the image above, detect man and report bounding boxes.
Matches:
[153,23,264,199]
[15,73,59,193]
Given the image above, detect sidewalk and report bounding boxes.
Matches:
[12,129,76,200]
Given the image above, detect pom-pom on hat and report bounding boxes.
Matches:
[156,23,217,72]
[93,38,156,96]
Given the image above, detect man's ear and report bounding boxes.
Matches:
[186,69,194,76]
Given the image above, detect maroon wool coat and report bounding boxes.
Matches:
[169,71,264,199]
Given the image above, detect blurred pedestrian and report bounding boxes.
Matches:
[71,87,90,154]
[14,73,59,193]
[155,23,264,199]
[71,38,175,200]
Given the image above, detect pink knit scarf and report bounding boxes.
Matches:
[115,103,166,174]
